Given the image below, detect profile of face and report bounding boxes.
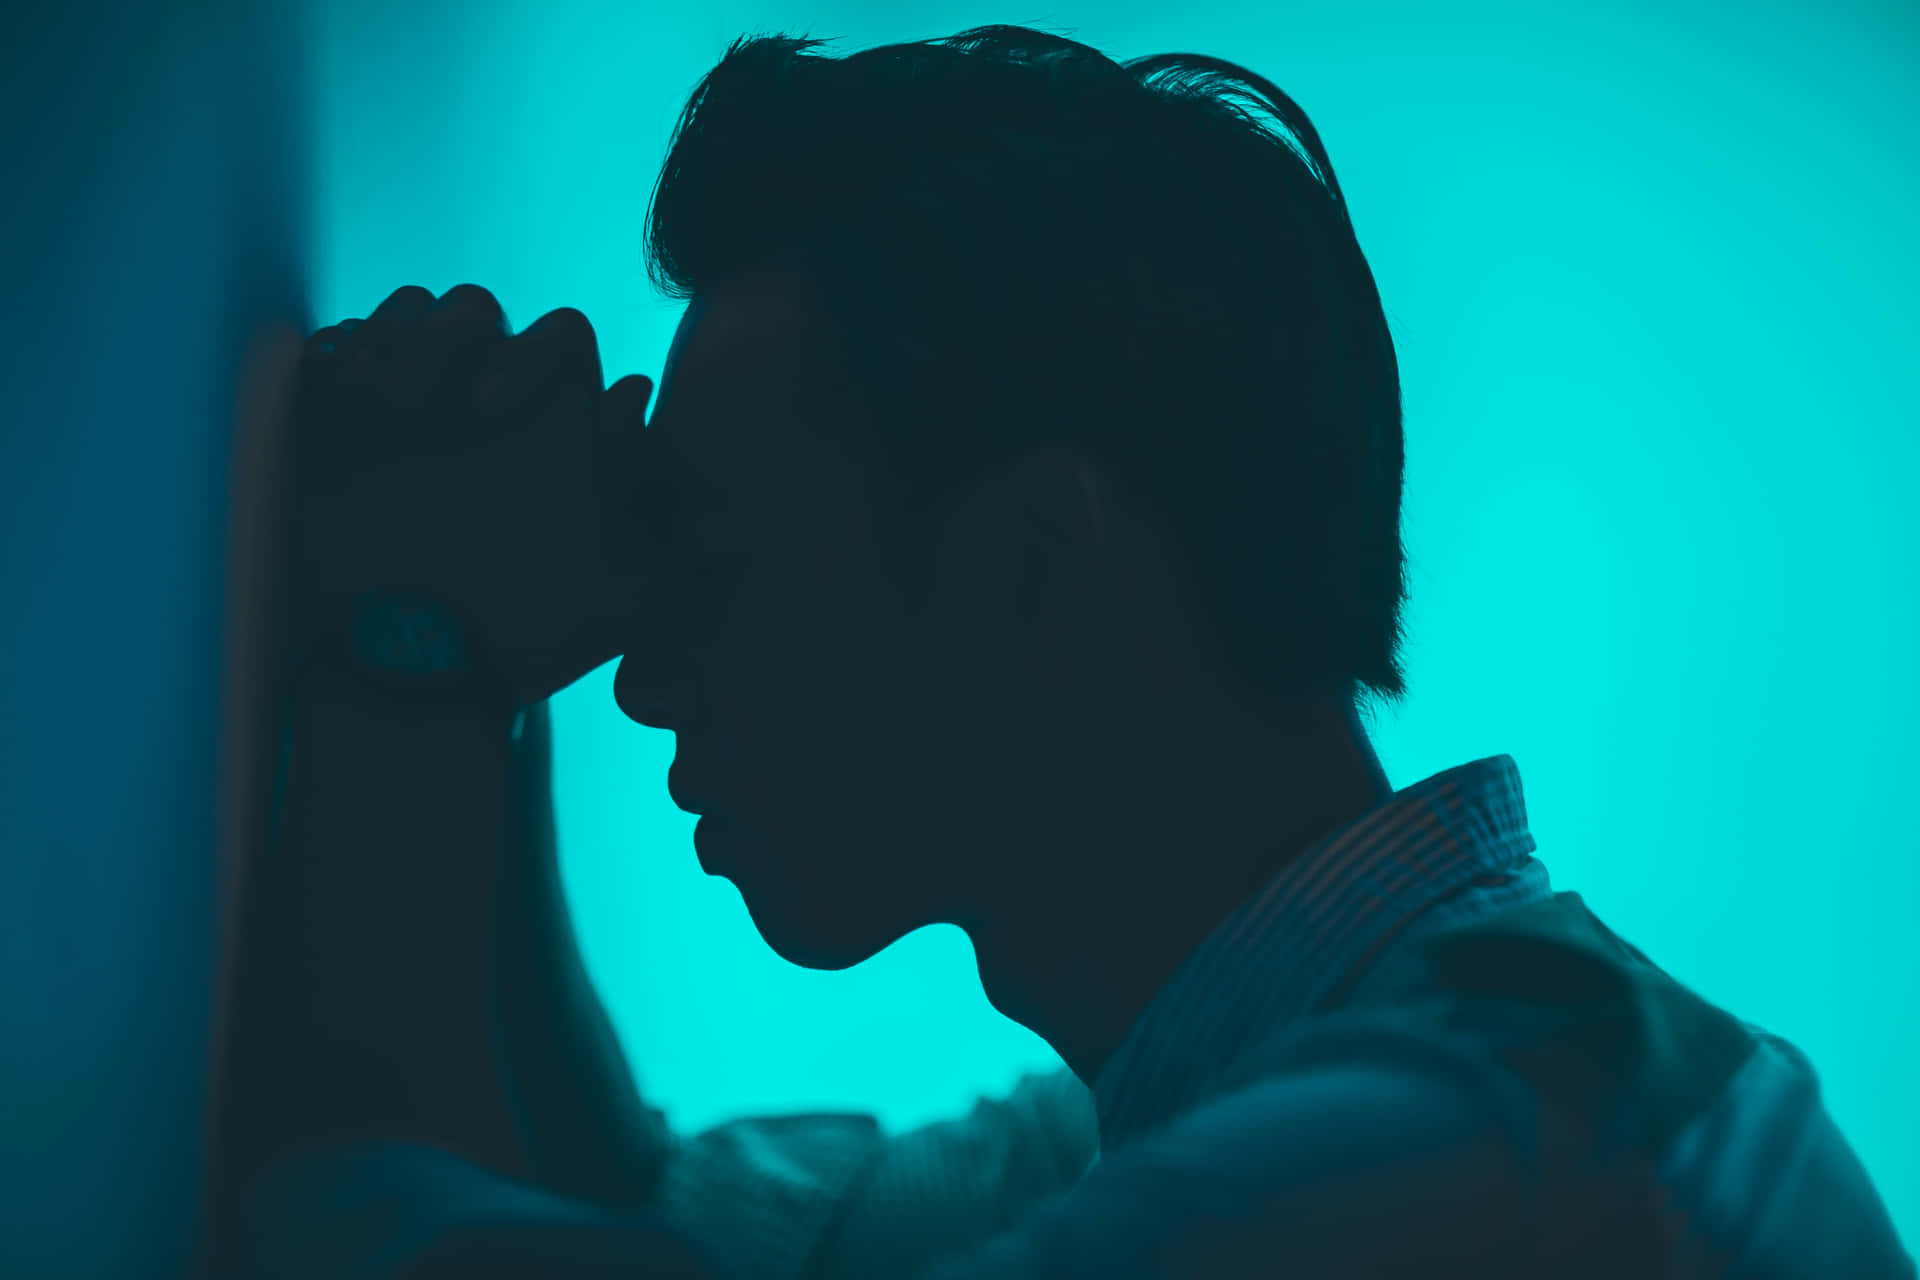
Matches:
[613,271,1085,970]
[612,272,1354,981]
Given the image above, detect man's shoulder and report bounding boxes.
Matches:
[1336,891,1763,1149]
[948,1026,1549,1280]
[1105,1003,1541,1182]
[1185,996,1530,1138]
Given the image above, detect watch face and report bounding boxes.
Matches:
[351,591,470,674]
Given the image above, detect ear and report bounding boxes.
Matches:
[921,449,1115,691]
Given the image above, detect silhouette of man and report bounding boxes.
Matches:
[221,24,1916,1280]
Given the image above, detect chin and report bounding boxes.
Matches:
[735,882,908,972]
[744,905,884,970]
[710,816,923,970]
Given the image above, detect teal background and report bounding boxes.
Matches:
[306,0,1917,1243]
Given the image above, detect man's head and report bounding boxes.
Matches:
[613,26,1408,980]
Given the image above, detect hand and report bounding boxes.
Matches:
[290,284,659,710]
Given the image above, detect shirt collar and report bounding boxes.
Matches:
[1088,753,1546,1155]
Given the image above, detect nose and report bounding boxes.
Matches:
[613,653,696,731]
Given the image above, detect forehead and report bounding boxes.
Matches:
[648,274,853,490]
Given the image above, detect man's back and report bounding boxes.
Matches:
[894,887,1915,1278]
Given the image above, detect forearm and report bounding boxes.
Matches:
[221,678,534,1189]
[491,699,673,1210]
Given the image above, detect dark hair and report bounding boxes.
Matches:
[644,24,1409,718]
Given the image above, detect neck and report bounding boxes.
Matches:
[964,698,1392,1088]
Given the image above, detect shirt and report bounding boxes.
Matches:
[235,755,1916,1279]
[906,754,1916,1278]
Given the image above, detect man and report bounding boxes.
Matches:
[220,24,1915,1280]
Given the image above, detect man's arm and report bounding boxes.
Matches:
[218,678,540,1198]
[220,679,1099,1280]
[217,677,685,1278]
[489,697,673,1209]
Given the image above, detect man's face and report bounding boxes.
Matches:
[614,274,987,970]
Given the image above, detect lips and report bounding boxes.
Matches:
[668,768,715,817]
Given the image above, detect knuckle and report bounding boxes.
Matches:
[370,287,434,328]
[606,373,654,413]
[435,283,506,325]
[532,306,594,344]
[367,288,435,338]
[304,317,360,352]
[386,284,435,309]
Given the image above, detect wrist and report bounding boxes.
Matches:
[292,587,519,722]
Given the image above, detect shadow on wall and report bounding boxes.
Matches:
[0,1,308,1277]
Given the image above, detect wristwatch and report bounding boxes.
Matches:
[298,587,504,712]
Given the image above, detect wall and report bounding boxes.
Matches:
[0,3,308,1275]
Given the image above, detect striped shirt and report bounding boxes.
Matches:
[237,755,1915,1278]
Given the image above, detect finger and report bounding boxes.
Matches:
[600,374,655,513]
[353,285,436,351]
[298,319,363,392]
[405,284,514,403]
[296,325,349,397]
[295,315,371,402]
[602,373,654,433]
[422,283,510,350]
[470,308,604,418]
[322,287,434,390]
[523,307,603,391]
[304,317,362,358]
[596,375,662,579]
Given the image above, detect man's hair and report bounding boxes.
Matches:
[643,24,1410,718]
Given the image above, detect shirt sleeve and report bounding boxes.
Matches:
[914,1031,1576,1280]
[230,1067,1098,1280]
[796,1067,1100,1280]
[658,1067,1100,1280]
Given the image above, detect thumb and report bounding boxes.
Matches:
[602,373,654,434]
[595,373,660,581]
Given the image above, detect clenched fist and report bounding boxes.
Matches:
[289,284,660,711]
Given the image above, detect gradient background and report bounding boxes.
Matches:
[4,1,1912,1274]
[304,0,1918,1240]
